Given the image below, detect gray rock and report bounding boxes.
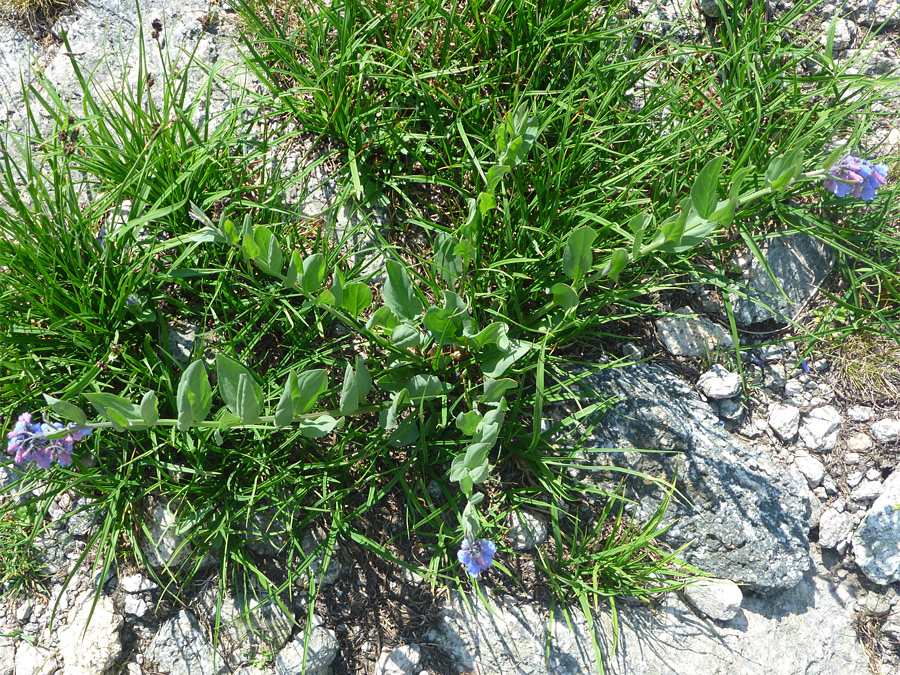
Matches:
[794,452,826,488]
[717,397,744,422]
[546,361,810,593]
[871,418,900,443]
[881,615,900,642]
[853,471,900,585]
[848,0,900,26]
[58,592,123,675]
[818,508,854,553]
[430,549,868,674]
[120,574,157,593]
[847,470,864,487]
[506,511,548,551]
[139,502,194,570]
[730,232,834,327]
[655,307,734,357]
[799,406,842,452]
[821,17,857,53]
[696,364,742,399]
[0,637,13,675]
[196,588,294,655]
[124,595,150,617]
[374,644,422,675]
[148,610,228,675]
[275,627,338,675]
[768,403,801,442]
[301,527,341,586]
[241,510,289,557]
[682,577,743,621]
[699,0,726,18]
[848,406,873,422]
[851,480,883,503]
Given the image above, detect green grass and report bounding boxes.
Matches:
[1,0,899,671]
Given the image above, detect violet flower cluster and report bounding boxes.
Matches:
[6,413,91,469]
[823,155,889,201]
[458,538,497,578]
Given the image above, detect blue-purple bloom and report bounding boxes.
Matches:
[823,154,889,202]
[6,413,92,469]
[458,538,497,578]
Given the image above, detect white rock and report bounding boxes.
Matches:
[851,480,883,503]
[697,365,742,400]
[793,452,825,488]
[847,471,863,487]
[16,599,32,622]
[871,418,900,444]
[506,511,548,551]
[119,574,157,593]
[683,578,743,621]
[844,451,861,464]
[848,406,873,422]
[799,406,842,452]
[818,509,854,553]
[845,432,873,452]
[14,643,57,675]
[768,403,801,442]
[124,595,149,617]
[58,592,124,675]
[276,627,338,674]
[375,644,422,675]
[853,471,900,584]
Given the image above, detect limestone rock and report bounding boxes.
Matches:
[276,627,338,675]
[655,308,734,357]
[139,502,193,570]
[148,610,228,675]
[794,452,826,488]
[696,364,742,399]
[852,471,900,585]
[58,592,123,675]
[768,403,800,442]
[818,508,854,553]
[682,577,743,621]
[871,418,900,444]
[375,644,422,675]
[13,644,57,675]
[799,406,841,452]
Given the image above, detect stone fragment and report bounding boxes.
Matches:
[794,452,825,488]
[276,627,338,675]
[546,361,810,593]
[655,308,733,357]
[768,403,800,442]
[195,588,293,655]
[851,480,883,503]
[58,592,123,675]
[375,644,422,675]
[852,471,900,585]
[844,452,861,465]
[871,418,900,444]
[799,406,842,452]
[120,574,157,593]
[848,406,873,422]
[682,577,743,621]
[148,610,228,675]
[730,232,834,327]
[718,397,743,422]
[818,509,854,553]
[821,17,857,52]
[124,596,149,617]
[846,433,873,452]
[848,0,900,27]
[506,511,548,551]
[847,471,864,487]
[14,644,57,675]
[0,637,13,675]
[696,364,742,399]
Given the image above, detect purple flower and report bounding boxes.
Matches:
[824,154,889,202]
[458,538,497,578]
[6,414,90,469]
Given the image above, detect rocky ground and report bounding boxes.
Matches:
[3,1,900,674]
